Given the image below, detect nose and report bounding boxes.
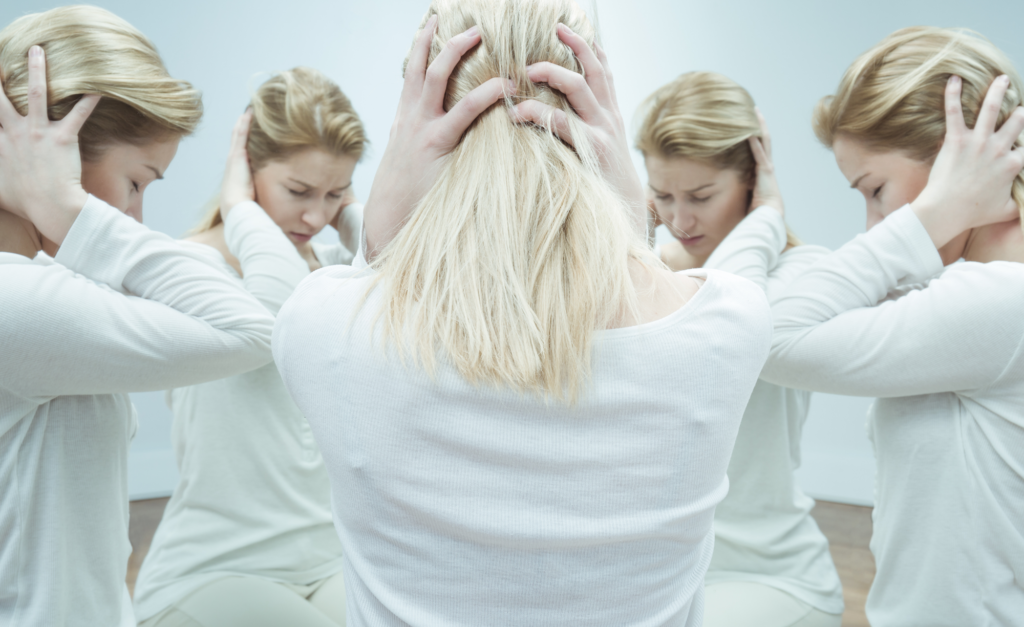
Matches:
[301,204,330,232]
[671,211,697,237]
[127,197,144,223]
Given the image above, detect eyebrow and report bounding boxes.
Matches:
[850,173,869,190]
[684,183,714,194]
[146,165,164,181]
[289,178,354,193]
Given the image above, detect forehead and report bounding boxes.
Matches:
[644,154,736,189]
[832,134,920,182]
[260,148,357,186]
[101,137,180,167]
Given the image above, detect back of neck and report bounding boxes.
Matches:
[964,219,1024,264]
[0,209,44,258]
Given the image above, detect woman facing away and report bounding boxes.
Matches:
[747,27,1024,626]
[0,6,275,627]
[637,73,843,627]
[273,1,773,625]
[133,67,366,627]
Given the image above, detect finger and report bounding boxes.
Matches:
[230,109,254,154]
[993,106,1024,153]
[944,75,968,137]
[527,61,601,124]
[440,76,511,141]
[975,74,1010,136]
[754,107,772,157]
[556,23,611,108]
[403,14,438,104]
[26,46,48,127]
[748,136,770,168]
[593,43,620,109]
[59,93,100,136]
[421,25,482,112]
[0,74,20,123]
[509,99,573,147]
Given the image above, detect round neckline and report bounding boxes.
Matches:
[596,268,713,341]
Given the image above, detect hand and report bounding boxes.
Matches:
[0,46,99,245]
[911,74,1024,249]
[748,108,785,217]
[509,23,646,228]
[363,16,512,259]
[331,187,360,232]
[219,109,256,219]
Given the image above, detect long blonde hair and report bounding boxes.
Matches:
[372,0,653,401]
[814,26,1024,221]
[193,67,367,233]
[636,71,801,248]
[0,5,202,161]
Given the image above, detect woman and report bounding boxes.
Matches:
[133,67,367,627]
[637,72,843,627]
[273,1,773,625]
[752,27,1024,626]
[0,7,275,627]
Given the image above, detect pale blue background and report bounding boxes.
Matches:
[3,0,1020,503]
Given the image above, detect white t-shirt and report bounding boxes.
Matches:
[272,262,772,626]
[761,205,1024,626]
[0,197,274,627]
[701,207,844,614]
[133,202,361,621]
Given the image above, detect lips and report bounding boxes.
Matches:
[290,232,313,243]
[678,235,704,246]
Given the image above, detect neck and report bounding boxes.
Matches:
[0,208,52,258]
[962,219,1024,264]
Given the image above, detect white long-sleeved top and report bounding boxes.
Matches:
[700,207,843,614]
[133,202,361,621]
[0,197,274,627]
[272,262,772,627]
[760,205,1024,626]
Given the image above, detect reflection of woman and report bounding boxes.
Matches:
[638,72,843,627]
[274,1,772,625]
[0,7,274,627]
[754,27,1024,626]
[133,68,366,627]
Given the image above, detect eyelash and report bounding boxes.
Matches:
[872,185,882,199]
[690,196,711,204]
[287,188,308,197]
[655,194,671,201]
[131,181,140,193]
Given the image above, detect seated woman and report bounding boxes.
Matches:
[273,1,773,625]
[133,67,367,627]
[754,27,1024,626]
[637,72,843,627]
[0,7,274,626]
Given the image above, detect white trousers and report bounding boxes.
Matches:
[138,572,346,627]
[704,581,843,627]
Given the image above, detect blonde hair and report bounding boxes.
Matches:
[372,0,654,401]
[814,26,1024,221]
[0,5,202,162]
[193,66,367,233]
[636,72,800,247]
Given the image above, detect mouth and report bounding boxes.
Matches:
[289,232,313,243]
[677,234,704,247]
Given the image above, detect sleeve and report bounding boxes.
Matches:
[222,201,309,314]
[312,204,366,268]
[0,196,275,401]
[760,205,1021,397]
[702,206,786,292]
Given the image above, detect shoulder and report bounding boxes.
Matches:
[771,243,831,283]
[701,269,772,331]
[183,225,240,275]
[280,264,376,322]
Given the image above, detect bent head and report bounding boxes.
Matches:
[0,5,202,221]
[379,0,651,400]
[816,27,1024,245]
[195,67,365,247]
[637,72,794,264]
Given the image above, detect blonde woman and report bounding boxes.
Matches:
[133,68,366,627]
[273,1,773,625]
[637,73,843,627]
[0,7,275,627]
[745,27,1024,626]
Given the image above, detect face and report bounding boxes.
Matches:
[833,135,968,264]
[80,138,181,222]
[252,148,358,248]
[645,154,751,264]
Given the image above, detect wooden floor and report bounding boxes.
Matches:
[127,499,874,626]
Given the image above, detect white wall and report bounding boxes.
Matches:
[3,0,1020,504]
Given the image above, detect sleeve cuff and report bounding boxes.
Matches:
[53,194,132,290]
[883,205,945,282]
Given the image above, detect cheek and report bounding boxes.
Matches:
[80,167,129,212]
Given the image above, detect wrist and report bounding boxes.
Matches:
[909,196,964,250]
[33,188,88,246]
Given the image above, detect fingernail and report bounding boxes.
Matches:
[1000,75,1011,85]
[29,45,41,58]
[507,79,517,94]
[466,25,479,37]
[951,75,961,85]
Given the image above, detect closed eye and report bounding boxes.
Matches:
[690,195,711,204]
[287,188,308,197]
[872,185,882,199]
[655,194,672,201]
